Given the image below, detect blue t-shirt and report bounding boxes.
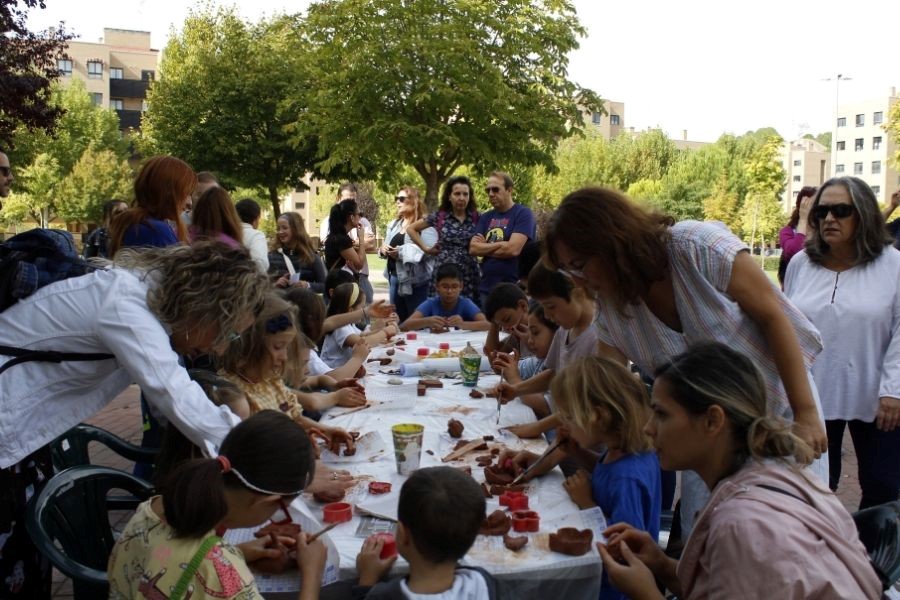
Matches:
[121,218,179,249]
[592,451,661,600]
[414,296,482,321]
[475,203,536,295]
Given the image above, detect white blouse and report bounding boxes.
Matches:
[785,249,900,421]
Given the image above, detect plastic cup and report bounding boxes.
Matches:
[459,354,481,387]
[374,532,397,559]
[391,423,425,475]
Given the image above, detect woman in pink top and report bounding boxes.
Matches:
[598,342,882,600]
[777,185,817,286]
[188,186,243,249]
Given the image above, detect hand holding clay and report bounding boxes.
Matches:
[294,532,328,583]
[356,535,398,587]
[496,449,543,481]
[602,523,669,576]
[597,542,662,600]
[494,382,518,405]
[563,470,596,509]
[334,387,367,407]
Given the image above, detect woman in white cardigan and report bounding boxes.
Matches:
[785,176,900,509]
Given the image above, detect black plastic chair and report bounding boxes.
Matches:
[25,465,154,599]
[852,500,900,591]
[50,423,158,470]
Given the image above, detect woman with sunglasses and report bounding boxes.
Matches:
[379,187,433,321]
[407,175,482,301]
[784,176,900,510]
[544,187,828,538]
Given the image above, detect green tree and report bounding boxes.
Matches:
[11,152,60,227]
[739,135,786,246]
[298,0,602,209]
[803,131,832,149]
[702,173,742,232]
[142,7,317,216]
[56,148,133,223]
[886,102,900,170]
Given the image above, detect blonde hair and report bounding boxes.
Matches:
[219,293,304,387]
[114,242,267,349]
[551,356,653,454]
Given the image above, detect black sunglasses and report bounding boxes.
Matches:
[485,185,503,194]
[395,196,408,202]
[812,204,855,221]
[0,167,10,177]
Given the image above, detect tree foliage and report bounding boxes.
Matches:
[141,6,317,216]
[739,134,786,243]
[56,148,133,223]
[887,102,900,170]
[298,0,602,209]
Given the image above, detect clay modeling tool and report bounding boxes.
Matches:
[328,403,372,420]
[496,372,504,425]
[308,521,340,542]
[510,439,562,486]
[441,436,490,462]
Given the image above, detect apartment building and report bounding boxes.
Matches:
[58,28,159,131]
[584,100,625,139]
[281,174,330,240]
[780,138,831,212]
[833,87,899,202]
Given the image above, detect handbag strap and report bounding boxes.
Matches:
[0,344,114,376]
[170,534,221,600]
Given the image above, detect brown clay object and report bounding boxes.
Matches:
[425,449,435,456]
[447,419,465,438]
[430,325,449,334]
[469,389,484,399]
[490,447,500,455]
[395,338,406,346]
[489,483,527,496]
[417,384,426,397]
[342,447,357,456]
[253,532,295,573]
[312,488,345,503]
[418,379,443,388]
[481,482,492,498]
[355,365,366,378]
[503,534,528,552]
[367,357,392,365]
[478,510,511,536]
[548,528,593,556]
[254,522,303,538]
[349,431,362,441]
[483,435,495,441]
[484,465,515,485]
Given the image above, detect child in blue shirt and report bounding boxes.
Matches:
[401,265,490,332]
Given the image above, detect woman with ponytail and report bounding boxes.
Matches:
[108,410,327,600]
[596,342,881,600]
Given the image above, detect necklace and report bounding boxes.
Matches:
[236,370,259,385]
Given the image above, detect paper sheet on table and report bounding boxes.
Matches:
[398,356,490,377]
[355,491,399,522]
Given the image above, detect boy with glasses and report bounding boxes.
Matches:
[400,264,489,332]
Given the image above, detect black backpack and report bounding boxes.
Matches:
[0,229,113,374]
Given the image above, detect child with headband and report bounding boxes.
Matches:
[320,282,398,368]
[108,410,326,600]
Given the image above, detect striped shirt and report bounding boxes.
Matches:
[594,220,822,416]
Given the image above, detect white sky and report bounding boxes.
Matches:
[28,0,900,142]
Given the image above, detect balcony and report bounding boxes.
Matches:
[115,109,142,130]
[109,78,150,98]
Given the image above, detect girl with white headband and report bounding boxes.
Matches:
[320,282,398,368]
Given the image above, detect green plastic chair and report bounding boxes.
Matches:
[49,423,158,470]
[25,465,154,600]
[852,500,900,591]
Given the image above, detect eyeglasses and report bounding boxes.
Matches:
[225,329,242,343]
[437,283,461,291]
[395,196,408,202]
[812,204,856,221]
[485,186,503,194]
[0,167,10,177]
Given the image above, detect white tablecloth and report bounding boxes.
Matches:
[228,329,604,599]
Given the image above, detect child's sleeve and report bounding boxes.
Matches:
[333,324,358,348]
[460,297,481,320]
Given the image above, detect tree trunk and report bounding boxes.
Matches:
[424,169,440,212]
[268,186,281,218]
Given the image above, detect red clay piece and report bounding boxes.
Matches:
[503,533,528,552]
[374,532,397,559]
[511,510,540,532]
[254,522,302,538]
[368,481,392,495]
[322,502,352,524]
[417,384,426,397]
[406,332,417,340]
[499,491,528,511]
[478,509,511,535]
[469,389,484,398]
[439,342,451,351]
[489,483,527,496]
[484,464,515,485]
[419,379,443,388]
[313,488,345,503]
[448,418,464,438]
[548,528,593,556]
[417,347,429,358]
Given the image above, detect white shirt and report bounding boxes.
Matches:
[320,324,359,368]
[321,216,373,276]
[0,269,240,468]
[240,222,269,274]
[307,349,331,376]
[398,569,490,599]
[785,249,900,420]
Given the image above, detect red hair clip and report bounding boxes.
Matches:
[217,455,231,473]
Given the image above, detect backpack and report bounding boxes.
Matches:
[0,228,113,374]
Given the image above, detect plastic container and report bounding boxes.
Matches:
[373,532,397,559]
[368,481,392,495]
[459,342,481,387]
[499,491,529,511]
[323,502,353,524]
[511,510,540,533]
[416,347,429,361]
[407,332,417,341]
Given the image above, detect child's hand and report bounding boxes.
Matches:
[275,275,290,289]
[504,421,543,439]
[352,339,371,360]
[333,387,367,407]
[491,350,520,382]
[294,532,328,582]
[493,381,518,405]
[238,533,294,565]
[356,535,397,587]
[496,449,542,481]
[324,426,356,454]
[597,542,663,600]
[382,324,398,339]
[510,322,529,341]
[333,378,364,392]
[422,316,446,331]
[602,523,669,575]
[563,470,596,509]
[446,315,464,328]
[368,300,396,319]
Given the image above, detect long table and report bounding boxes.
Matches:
[228,329,604,599]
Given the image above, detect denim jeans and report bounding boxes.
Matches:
[388,275,428,323]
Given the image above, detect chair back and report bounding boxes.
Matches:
[49,423,158,471]
[25,465,154,599]
[852,500,900,590]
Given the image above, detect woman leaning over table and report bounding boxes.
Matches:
[407,175,481,301]
[543,186,829,538]
[269,211,327,293]
[785,176,900,510]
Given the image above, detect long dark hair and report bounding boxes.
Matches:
[438,176,477,215]
[327,199,358,239]
[787,186,817,229]
[160,410,315,538]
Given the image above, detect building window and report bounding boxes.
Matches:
[853,162,863,175]
[872,161,881,174]
[872,186,880,196]
[793,159,801,166]
[57,59,72,74]
[873,111,883,125]
[610,114,620,125]
[87,61,103,79]
[110,67,124,79]
[110,98,124,110]
[873,136,882,150]
[835,164,845,174]
[792,175,801,182]
[855,114,864,127]
[141,70,155,81]
[294,202,306,210]
[854,138,864,151]
[90,93,103,106]
[836,141,846,151]
[591,111,601,125]
[837,117,846,127]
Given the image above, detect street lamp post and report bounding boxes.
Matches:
[824,74,851,177]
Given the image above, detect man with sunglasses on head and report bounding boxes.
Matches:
[0,151,13,204]
[469,171,536,307]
